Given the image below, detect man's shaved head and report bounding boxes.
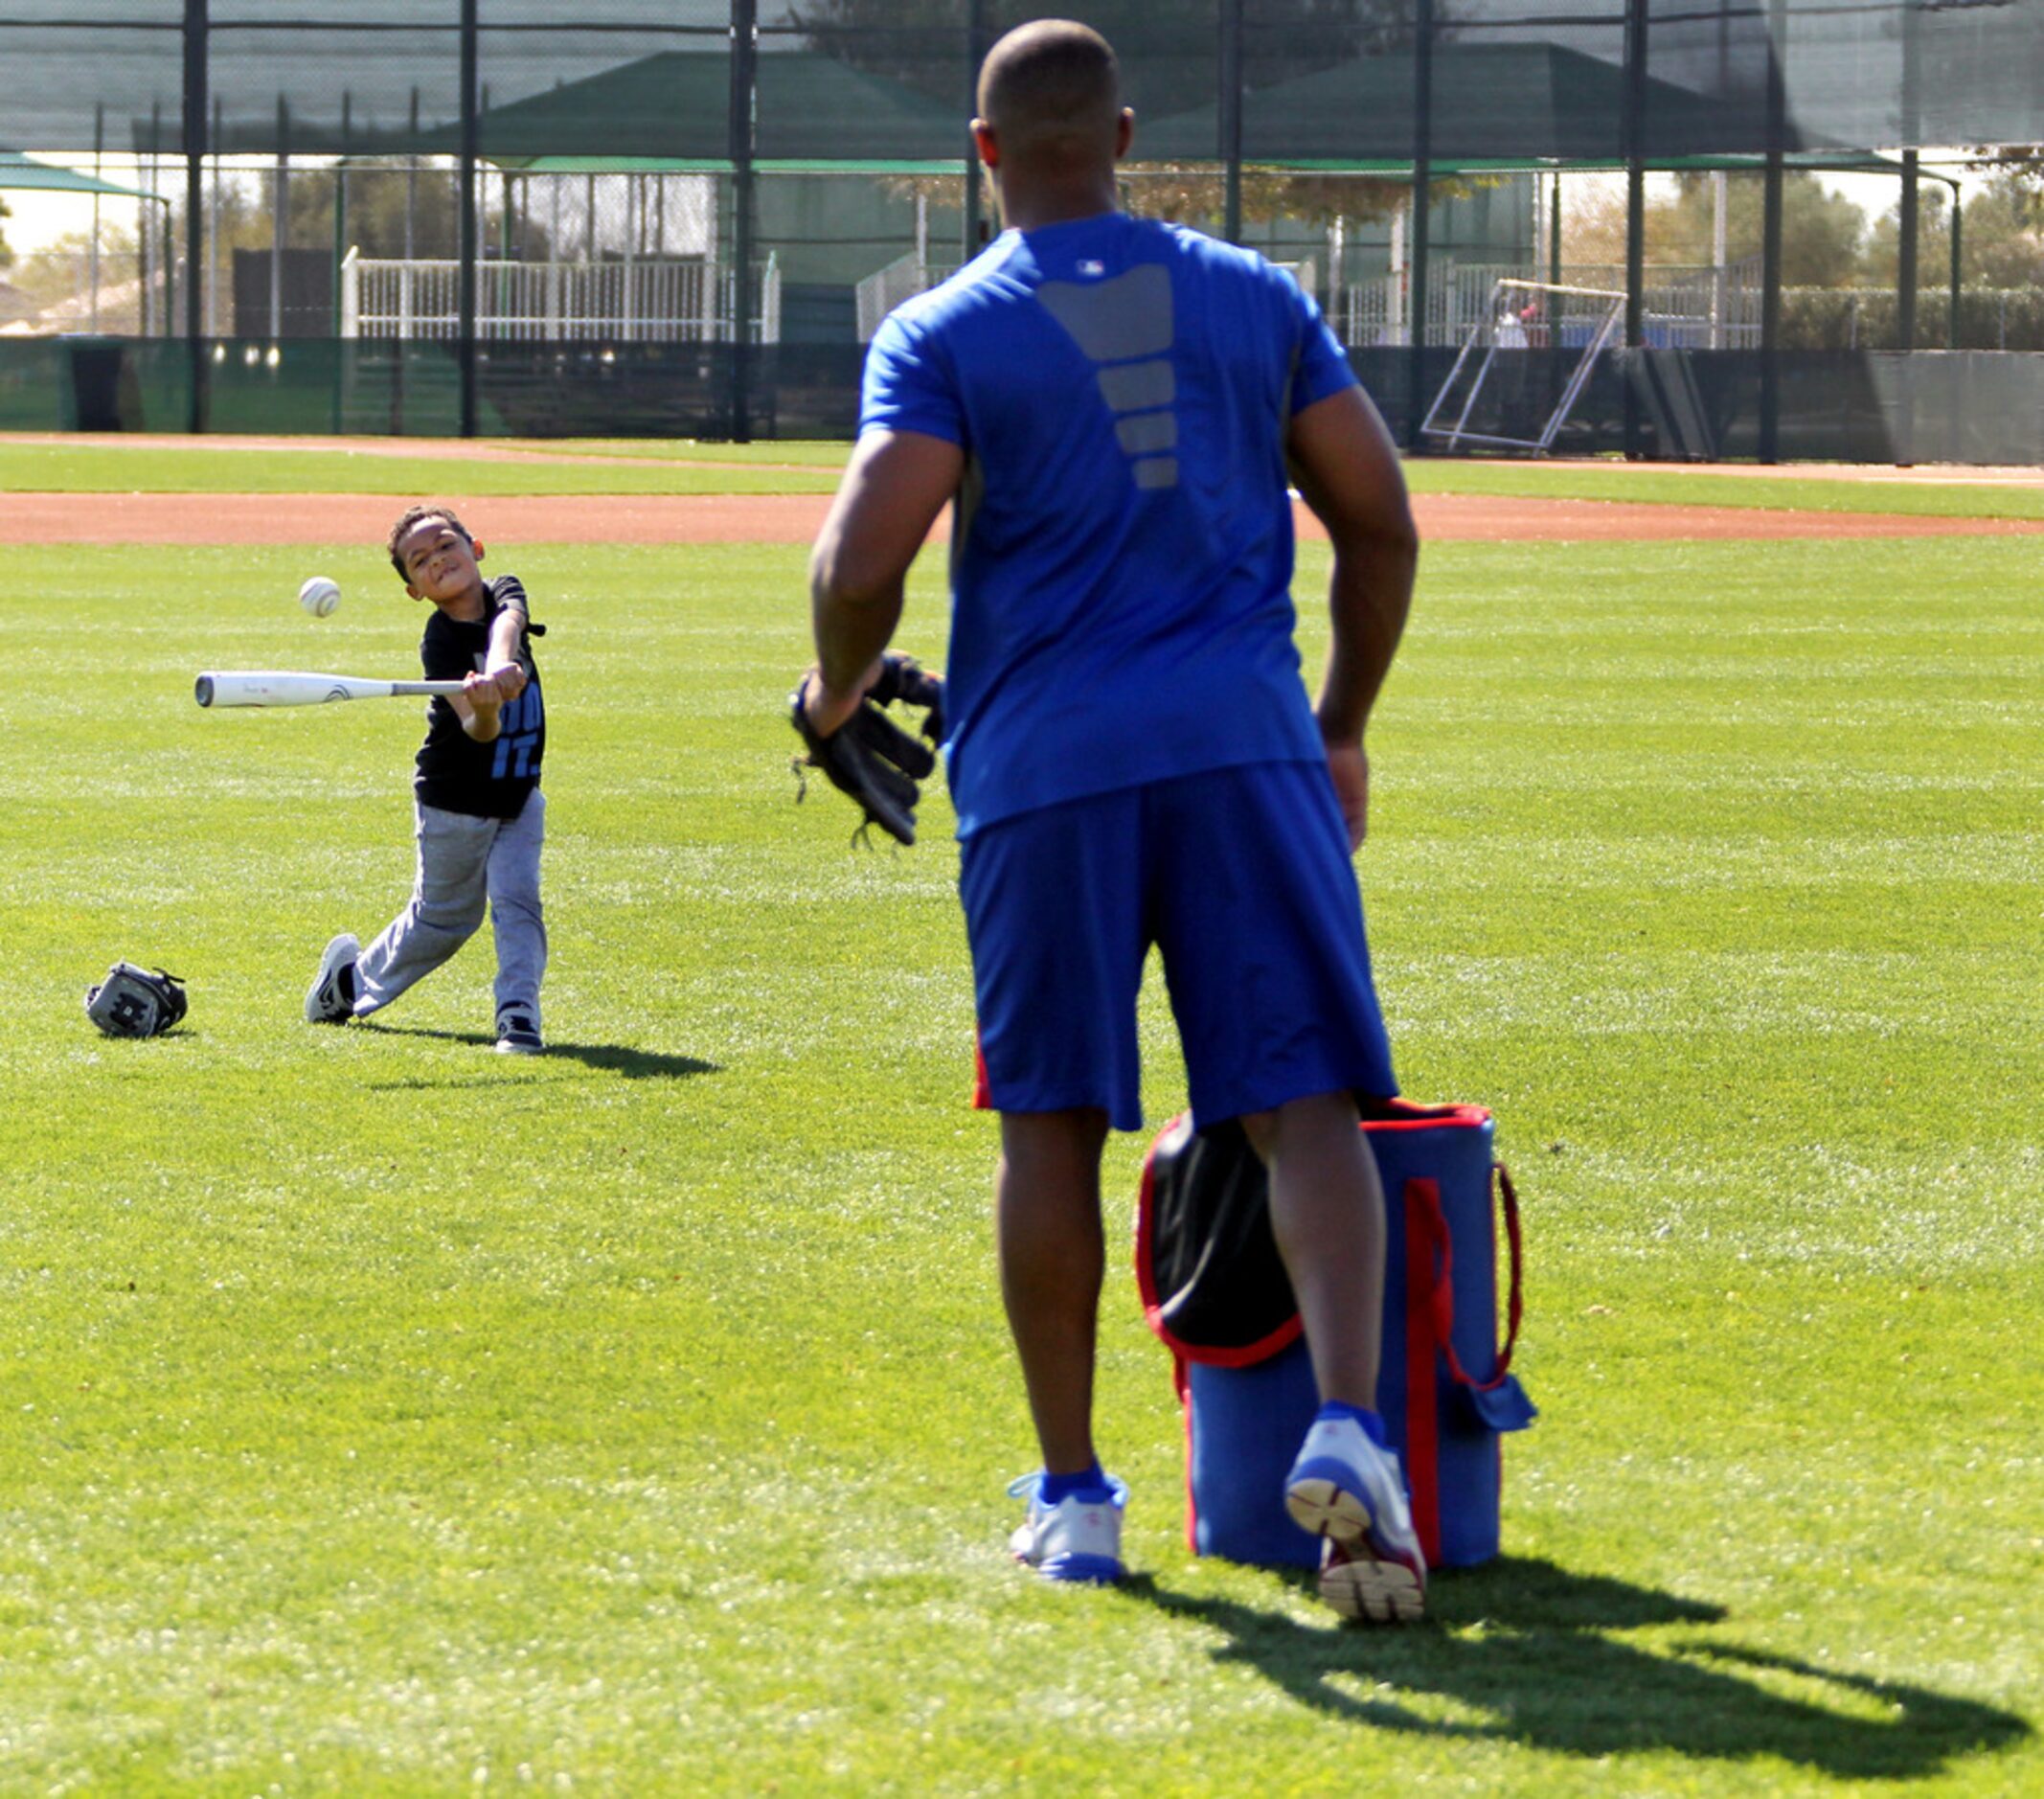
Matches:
[976,20,1122,165]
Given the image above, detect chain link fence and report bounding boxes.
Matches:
[2,4,2042,450]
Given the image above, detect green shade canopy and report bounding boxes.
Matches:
[0,148,149,200]
[1139,45,1835,166]
[418,50,966,167]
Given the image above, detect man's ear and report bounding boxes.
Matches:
[405,582,423,600]
[971,118,999,169]
[1115,107,1134,161]
[471,539,487,564]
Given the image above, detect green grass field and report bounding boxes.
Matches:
[3,447,2040,1793]
[0,441,848,497]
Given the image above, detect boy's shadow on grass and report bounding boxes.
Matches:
[1119,1558,2028,1781]
[354,1022,718,1082]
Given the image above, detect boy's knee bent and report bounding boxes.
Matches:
[418,895,488,940]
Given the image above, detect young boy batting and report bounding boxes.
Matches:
[304,503,549,1055]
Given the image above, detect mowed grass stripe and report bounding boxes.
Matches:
[0,440,845,496]
[0,535,2037,1792]
[1404,456,2044,519]
[5,431,2044,517]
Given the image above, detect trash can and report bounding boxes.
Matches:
[63,335,134,431]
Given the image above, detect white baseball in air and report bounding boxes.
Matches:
[299,576,341,619]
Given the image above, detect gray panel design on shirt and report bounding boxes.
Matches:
[1037,262,1179,491]
[1037,264,1172,361]
[1098,358,1175,412]
[1115,411,1177,456]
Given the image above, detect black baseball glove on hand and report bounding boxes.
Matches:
[789,652,946,847]
[84,962,189,1037]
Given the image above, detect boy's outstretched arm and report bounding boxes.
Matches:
[479,574,531,705]
[449,580,530,740]
[803,429,962,735]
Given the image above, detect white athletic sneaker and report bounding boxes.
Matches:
[305,933,359,1024]
[1007,1472,1127,1584]
[1284,1415,1427,1623]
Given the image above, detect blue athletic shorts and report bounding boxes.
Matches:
[959,759,1397,1131]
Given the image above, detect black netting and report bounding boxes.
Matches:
[0,17,188,155]
[2,2,2040,452]
[5,2,2041,158]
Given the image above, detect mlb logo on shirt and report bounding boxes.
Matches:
[1078,259,1105,277]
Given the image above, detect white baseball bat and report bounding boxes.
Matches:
[194,671,469,709]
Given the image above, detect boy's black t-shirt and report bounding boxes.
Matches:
[414,574,545,820]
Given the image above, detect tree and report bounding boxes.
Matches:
[1863,166,2044,289]
[1565,171,1865,285]
[186,160,549,265]
[0,196,13,272]
[1963,147,2044,219]
[11,222,142,327]
[294,162,469,260]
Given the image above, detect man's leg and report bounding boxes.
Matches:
[996,1105,1110,1477]
[1239,1087,1386,1410]
[997,1105,1125,1583]
[1243,1088,1424,1622]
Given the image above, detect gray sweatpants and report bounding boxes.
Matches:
[353,790,546,1030]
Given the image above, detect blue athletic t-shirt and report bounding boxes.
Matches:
[860,212,1360,836]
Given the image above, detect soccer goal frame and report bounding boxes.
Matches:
[1419,279,1627,454]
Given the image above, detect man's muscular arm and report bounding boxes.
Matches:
[804,429,963,735]
[1287,384,1419,850]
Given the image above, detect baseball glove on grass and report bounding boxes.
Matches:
[790,652,946,847]
[85,962,189,1037]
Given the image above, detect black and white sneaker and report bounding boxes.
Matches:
[495,1010,544,1056]
[305,933,360,1023]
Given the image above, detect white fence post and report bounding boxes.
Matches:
[340,246,359,339]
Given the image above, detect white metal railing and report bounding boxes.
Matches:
[855,253,956,342]
[1339,261,1764,350]
[341,250,781,343]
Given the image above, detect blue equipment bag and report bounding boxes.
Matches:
[1135,1101,1534,1570]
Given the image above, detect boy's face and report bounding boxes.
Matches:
[396,516,488,606]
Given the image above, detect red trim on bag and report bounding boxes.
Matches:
[1403,1177,1442,1565]
[1134,1114,1306,1368]
[1360,1101,1493,1135]
[1170,1316,1305,1368]
[1404,1166,1524,1395]
[1134,1107,1519,1376]
[971,1030,992,1110]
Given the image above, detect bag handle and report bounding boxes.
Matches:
[1405,1161,1523,1392]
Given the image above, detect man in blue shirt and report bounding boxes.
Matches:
[800,18,1423,1621]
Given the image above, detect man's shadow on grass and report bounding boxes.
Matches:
[1118,1558,2028,1782]
[353,1021,718,1082]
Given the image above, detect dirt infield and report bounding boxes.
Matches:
[7,489,2042,546]
[11,432,2042,487]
